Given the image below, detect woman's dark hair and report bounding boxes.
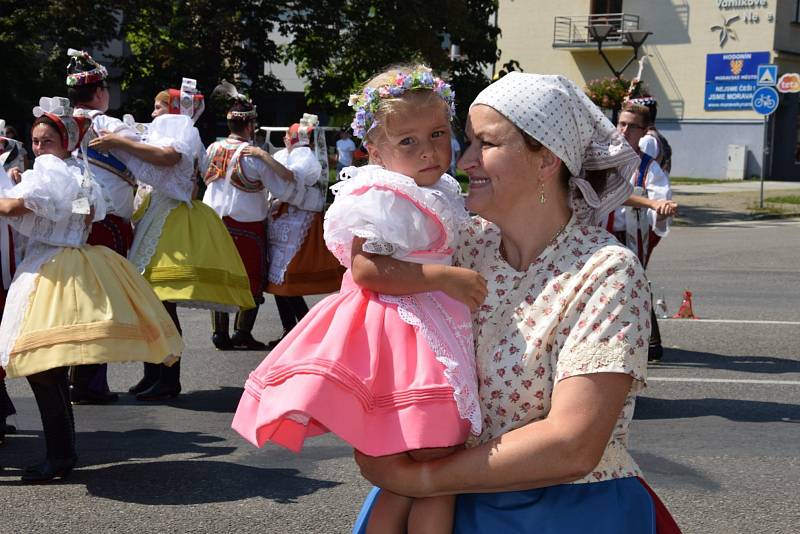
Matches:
[32,115,65,145]
[226,100,256,136]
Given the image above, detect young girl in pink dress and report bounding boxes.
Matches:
[232,65,487,533]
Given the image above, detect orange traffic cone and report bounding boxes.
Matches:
[672,290,697,319]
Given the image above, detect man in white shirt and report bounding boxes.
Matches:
[202,89,299,350]
[335,128,356,172]
[611,101,676,362]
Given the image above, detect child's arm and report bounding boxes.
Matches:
[0,198,29,217]
[89,131,181,167]
[350,238,488,312]
[623,195,678,219]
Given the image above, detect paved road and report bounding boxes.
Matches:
[1,219,798,533]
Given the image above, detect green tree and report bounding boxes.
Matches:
[0,0,122,133]
[116,0,285,138]
[279,0,500,129]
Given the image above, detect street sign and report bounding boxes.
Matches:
[757,64,778,86]
[777,73,800,93]
[704,51,770,111]
[751,86,779,115]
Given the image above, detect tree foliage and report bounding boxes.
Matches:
[0,0,121,132]
[279,0,500,128]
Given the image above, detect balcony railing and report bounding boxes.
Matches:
[553,13,640,48]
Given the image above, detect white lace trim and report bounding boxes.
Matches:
[378,292,481,435]
[129,192,180,272]
[325,165,469,268]
[557,341,647,393]
[267,207,314,285]
[572,440,643,484]
[0,242,61,366]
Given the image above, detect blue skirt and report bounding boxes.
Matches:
[352,477,656,534]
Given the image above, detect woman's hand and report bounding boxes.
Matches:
[8,167,22,184]
[439,266,488,312]
[243,146,269,160]
[88,130,123,152]
[353,450,431,498]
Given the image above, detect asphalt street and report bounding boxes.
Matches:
[1,218,798,533]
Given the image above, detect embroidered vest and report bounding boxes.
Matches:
[75,109,136,187]
[203,139,264,193]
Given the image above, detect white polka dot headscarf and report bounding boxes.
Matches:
[471,72,639,225]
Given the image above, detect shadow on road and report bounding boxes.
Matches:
[631,451,720,491]
[101,387,245,414]
[655,347,799,375]
[634,396,800,423]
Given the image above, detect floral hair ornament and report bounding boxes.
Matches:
[287,113,319,147]
[347,66,455,141]
[32,96,91,152]
[212,80,257,120]
[66,49,108,87]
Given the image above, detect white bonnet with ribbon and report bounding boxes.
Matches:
[471,72,638,225]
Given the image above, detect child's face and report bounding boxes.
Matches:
[368,100,452,187]
[31,123,70,159]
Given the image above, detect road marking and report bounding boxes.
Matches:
[649,376,800,385]
[666,318,800,326]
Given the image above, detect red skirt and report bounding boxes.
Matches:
[223,216,268,298]
[88,214,134,257]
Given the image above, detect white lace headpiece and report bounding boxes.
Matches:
[471,72,638,225]
[32,96,90,152]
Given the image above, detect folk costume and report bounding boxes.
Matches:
[124,80,254,400]
[266,115,345,348]
[202,82,296,350]
[0,141,19,444]
[68,49,136,403]
[232,70,480,457]
[0,98,182,482]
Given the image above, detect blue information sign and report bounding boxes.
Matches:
[751,86,779,115]
[705,51,771,111]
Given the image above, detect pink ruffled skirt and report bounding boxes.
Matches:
[232,270,478,456]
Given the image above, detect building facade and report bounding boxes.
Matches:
[496,0,800,180]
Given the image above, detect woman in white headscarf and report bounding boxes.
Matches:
[351,73,682,533]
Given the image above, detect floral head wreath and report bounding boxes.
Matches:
[212,80,257,121]
[66,48,108,87]
[348,66,455,141]
[32,96,91,152]
[626,96,656,107]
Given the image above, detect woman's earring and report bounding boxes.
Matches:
[539,181,546,205]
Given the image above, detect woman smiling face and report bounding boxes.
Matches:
[458,104,542,221]
[31,122,70,160]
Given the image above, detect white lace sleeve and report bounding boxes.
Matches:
[116,114,201,203]
[8,155,83,221]
[323,187,442,267]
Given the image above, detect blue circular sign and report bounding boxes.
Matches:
[751,86,779,115]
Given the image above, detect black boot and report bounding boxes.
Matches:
[0,378,16,443]
[128,362,160,395]
[211,311,233,350]
[231,307,267,350]
[23,372,77,483]
[69,364,118,405]
[648,308,663,362]
[136,360,181,401]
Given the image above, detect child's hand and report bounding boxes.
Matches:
[440,266,487,312]
[88,130,122,152]
[653,199,678,218]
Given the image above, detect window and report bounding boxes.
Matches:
[591,0,623,14]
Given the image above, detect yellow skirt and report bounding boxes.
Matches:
[4,246,183,378]
[141,200,255,311]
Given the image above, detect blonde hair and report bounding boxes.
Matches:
[361,64,450,146]
[155,90,170,106]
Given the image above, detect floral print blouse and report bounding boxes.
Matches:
[455,214,650,483]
